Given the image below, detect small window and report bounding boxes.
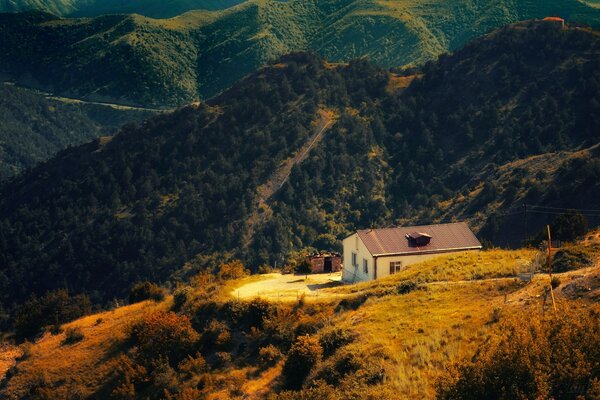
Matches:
[352,252,357,267]
[363,258,368,274]
[389,261,403,275]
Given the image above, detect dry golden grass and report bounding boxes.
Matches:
[326,280,525,398]
[2,245,597,399]
[2,299,169,399]
[332,249,536,295]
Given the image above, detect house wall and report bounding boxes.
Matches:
[342,233,374,283]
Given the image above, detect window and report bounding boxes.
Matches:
[363,258,368,274]
[352,252,357,267]
[389,261,403,275]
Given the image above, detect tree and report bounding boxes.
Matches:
[283,335,323,389]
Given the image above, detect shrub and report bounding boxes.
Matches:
[130,311,199,365]
[397,280,419,294]
[109,355,147,399]
[172,286,193,311]
[247,298,275,329]
[320,328,357,357]
[178,353,207,379]
[202,319,232,350]
[436,306,600,399]
[551,276,561,289]
[215,351,232,367]
[222,299,249,325]
[129,281,165,304]
[552,248,593,272]
[335,295,368,312]
[258,344,283,367]
[217,260,249,281]
[62,327,84,345]
[283,335,323,389]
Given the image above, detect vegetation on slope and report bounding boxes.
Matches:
[0,22,599,318]
[1,0,600,106]
[2,245,599,399]
[0,84,155,179]
[0,0,243,18]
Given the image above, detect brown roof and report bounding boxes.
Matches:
[355,222,482,256]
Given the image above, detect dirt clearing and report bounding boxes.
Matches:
[231,272,345,301]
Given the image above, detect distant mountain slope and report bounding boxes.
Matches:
[0,84,156,180]
[0,21,598,312]
[0,0,243,18]
[1,0,599,107]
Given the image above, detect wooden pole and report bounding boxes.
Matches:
[547,225,557,312]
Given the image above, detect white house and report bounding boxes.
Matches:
[342,222,482,283]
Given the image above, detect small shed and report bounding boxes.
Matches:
[308,252,342,273]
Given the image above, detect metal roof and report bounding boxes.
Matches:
[356,222,482,256]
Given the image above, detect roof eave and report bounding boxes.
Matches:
[372,245,483,257]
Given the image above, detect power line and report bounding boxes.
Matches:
[525,204,600,213]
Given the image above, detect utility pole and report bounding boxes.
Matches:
[547,225,557,312]
[524,204,528,245]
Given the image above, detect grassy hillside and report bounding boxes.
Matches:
[0,84,157,180]
[1,0,599,106]
[1,241,599,399]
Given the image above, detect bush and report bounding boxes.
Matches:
[130,311,199,365]
[172,286,193,311]
[436,306,600,399]
[283,335,323,389]
[320,328,357,357]
[129,281,165,304]
[62,327,84,345]
[551,276,561,289]
[397,281,419,294]
[552,248,593,272]
[258,344,283,367]
[217,260,249,281]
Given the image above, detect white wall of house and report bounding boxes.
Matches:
[342,233,374,283]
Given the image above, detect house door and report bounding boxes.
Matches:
[324,257,333,273]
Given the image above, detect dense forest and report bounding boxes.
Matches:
[0,20,599,318]
[0,0,243,18]
[1,0,599,107]
[0,84,155,179]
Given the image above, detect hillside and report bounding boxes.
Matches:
[0,84,157,180]
[1,240,599,399]
[0,0,243,18]
[1,0,600,106]
[0,21,599,315]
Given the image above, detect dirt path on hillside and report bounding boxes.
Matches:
[243,108,338,246]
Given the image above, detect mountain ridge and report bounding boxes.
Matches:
[1,0,599,107]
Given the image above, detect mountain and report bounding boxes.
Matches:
[0,0,243,18]
[0,20,599,313]
[1,0,599,107]
[0,84,157,180]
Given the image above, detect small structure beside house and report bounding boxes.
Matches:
[342,222,482,283]
[308,252,342,273]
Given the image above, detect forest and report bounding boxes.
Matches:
[0,20,599,323]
